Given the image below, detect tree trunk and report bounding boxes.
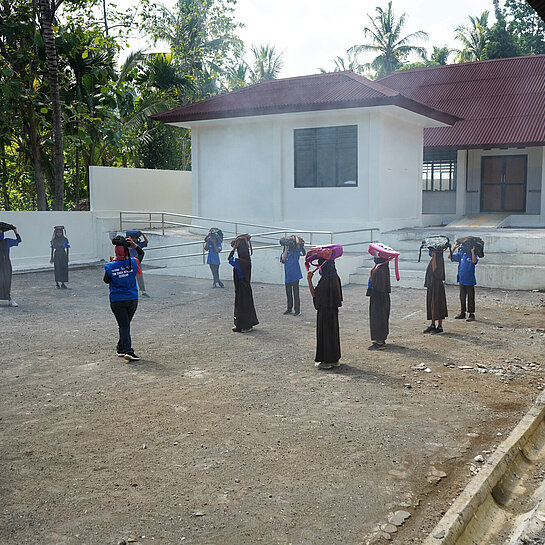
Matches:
[38,0,64,210]
[24,105,48,210]
[1,141,10,211]
[75,146,80,209]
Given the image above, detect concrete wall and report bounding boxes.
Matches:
[0,211,99,270]
[89,166,192,213]
[422,191,457,214]
[465,147,544,215]
[191,106,441,232]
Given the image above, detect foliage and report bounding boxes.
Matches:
[504,0,545,54]
[349,1,428,77]
[455,11,490,62]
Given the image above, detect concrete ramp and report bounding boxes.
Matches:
[446,214,510,229]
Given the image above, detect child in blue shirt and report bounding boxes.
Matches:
[280,235,305,315]
[204,229,224,288]
[126,230,149,297]
[450,242,478,321]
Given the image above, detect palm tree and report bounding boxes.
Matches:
[248,45,283,84]
[429,45,455,65]
[455,12,490,62]
[349,1,428,78]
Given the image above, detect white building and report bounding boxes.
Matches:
[153,55,545,230]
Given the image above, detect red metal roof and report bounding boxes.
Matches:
[150,71,459,126]
[378,55,545,150]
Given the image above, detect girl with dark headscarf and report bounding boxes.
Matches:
[307,260,343,369]
[228,234,259,332]
[367,256,391,349]
[0,222,21,307]
[423,250,448,334]
[50,226,70,288]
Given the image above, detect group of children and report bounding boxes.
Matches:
[2,221,481,370]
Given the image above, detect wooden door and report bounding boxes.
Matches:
[481,155,527,212]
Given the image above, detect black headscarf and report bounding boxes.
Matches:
[236,237,252,282]
[313,260,343,309]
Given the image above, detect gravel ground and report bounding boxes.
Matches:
[1,265,544,545]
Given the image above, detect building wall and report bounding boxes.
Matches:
[0,211,99,270]
[89,166,192,213]
[191,107,431,232]
[465,147,543,214]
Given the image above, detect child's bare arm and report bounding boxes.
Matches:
[307,270,315,298]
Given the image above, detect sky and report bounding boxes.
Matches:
[117,0,496,77]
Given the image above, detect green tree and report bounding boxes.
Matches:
[248,44,283,83]
[504,0,545,54]
[482,0,521,59]
[319,51,366,75]
[455,12,490,62]
[142,0,242,99]
[349,1,428,78]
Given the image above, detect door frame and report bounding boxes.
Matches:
[480,154,527,213]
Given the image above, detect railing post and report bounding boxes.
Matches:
[310,233,313,245]
[162,213,165,236]
[235,223,238,236]
[330,233,334,244]
[119,211,122,231]
[149,212,152,229]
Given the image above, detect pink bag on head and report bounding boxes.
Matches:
[305,244,343,272]
[368,242,401,281]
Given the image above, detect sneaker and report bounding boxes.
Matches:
[141,292,150,298]
[466,314,475,322]
[283,309,292,315]
[232,326,242,332]
[240,327,253,333]
[293,311,300,316]
[431,325,444,334]
[314,362,334,370]
[8,299,18,307]
[124,352,140,362]
[56,283,60,289]
[455,313,466,319]
[116,351,125,357]
[61,283,67,289]
[330,361,341,368]
[423,324,436,334]
[218,282,225,288]
[368,342,386,350]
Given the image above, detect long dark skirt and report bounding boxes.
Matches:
[426,281,448,321]
[315,307,341,364]
[233,278,259,330]
[53,249,69,283]
[0,243,12,300]
[369,291,390,342]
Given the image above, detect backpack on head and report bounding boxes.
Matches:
[368,242,401,281]
[304,244,343,272]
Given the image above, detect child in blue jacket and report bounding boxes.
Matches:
[280,235,305,315]
[450,242,478,321]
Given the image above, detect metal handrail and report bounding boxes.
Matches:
[119,210,378,264]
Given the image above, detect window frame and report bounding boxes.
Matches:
[422,150,457,192]
[294,124,358,188]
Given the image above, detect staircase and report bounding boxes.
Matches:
[349,227,545,291]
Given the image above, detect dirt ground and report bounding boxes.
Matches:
[1,265,544,545]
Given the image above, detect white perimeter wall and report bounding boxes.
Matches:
[89,166,192,213]
[191,106,436,232]
[0,211,102,270]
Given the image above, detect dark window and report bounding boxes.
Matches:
[294,125,358,187]
[423,150,457,191]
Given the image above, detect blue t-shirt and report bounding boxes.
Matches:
[228,256,244,279]
[129,240,147,259]
[104,258,139,301]
[282,247,304,284]
[207,241,222,265]
[451,251,478,286]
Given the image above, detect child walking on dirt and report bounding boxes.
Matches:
[280,235,305,315]
[307,259,343,369]
[126,230,149,297]
[423,249,448,334]
[450,242,478,321]
[50,226,69,289]
[104,236,144,361]
[367,256,391,350]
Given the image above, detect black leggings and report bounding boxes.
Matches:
[285,280,300,312]
[110,299,138,353]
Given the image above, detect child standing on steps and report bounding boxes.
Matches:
[450,241,478,321]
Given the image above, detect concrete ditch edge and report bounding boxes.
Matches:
[423,391,545,545]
